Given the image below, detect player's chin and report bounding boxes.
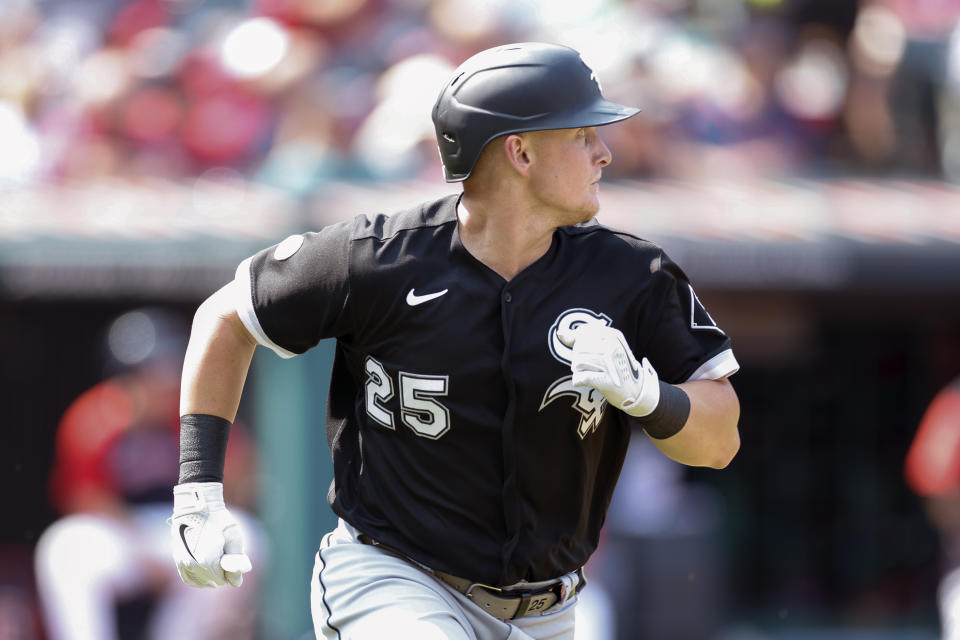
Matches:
[556,195,600,225]
[582,193,601,218]
[572,207,599,225]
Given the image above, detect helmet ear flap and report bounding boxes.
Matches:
[437,131,461,179]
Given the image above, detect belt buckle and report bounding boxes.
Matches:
[464,581,502,597]
[464,582,515,619]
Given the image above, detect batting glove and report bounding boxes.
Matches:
[558,323,660,417]
[171,482,252,588]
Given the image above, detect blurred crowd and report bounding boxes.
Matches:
[2,0,960,192]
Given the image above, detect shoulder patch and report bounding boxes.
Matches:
[688,284,725,334]
[274,234,304,261]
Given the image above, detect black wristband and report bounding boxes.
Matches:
[637,381,691,440]
[178,414,231,483]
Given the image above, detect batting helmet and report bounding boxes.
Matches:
[431,42,641,182]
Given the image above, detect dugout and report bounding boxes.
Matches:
[2,177,959,639]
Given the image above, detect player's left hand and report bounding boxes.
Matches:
[558,323,661,417]
[171,482,252,588]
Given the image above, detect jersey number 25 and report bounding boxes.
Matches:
[364,356,451,439]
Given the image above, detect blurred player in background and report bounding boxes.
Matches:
[34,308,265,640]
[906,376,960,640]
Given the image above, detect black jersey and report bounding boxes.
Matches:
[234,193,738,586]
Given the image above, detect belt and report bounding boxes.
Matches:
[431,567,585,620]
[357,534,586,620]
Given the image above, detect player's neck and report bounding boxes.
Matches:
[457,194,557,281]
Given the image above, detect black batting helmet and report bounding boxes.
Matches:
[431,42,641,182]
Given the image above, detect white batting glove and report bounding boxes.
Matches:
[558,323,661,417]
[171,482,252,588]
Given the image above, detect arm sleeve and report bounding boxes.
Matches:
[639,250,739,383]
[234,222,353,358]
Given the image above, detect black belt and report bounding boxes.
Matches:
[357,534,586,620]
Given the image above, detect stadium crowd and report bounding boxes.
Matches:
[1,0,960,195]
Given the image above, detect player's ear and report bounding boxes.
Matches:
[502,133,533,177]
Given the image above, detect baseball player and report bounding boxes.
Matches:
[906,376,960,639]
[171,42,741,640]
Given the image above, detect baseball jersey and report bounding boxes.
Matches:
[234,193,738,586]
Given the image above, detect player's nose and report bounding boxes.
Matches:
[591,130,612,167]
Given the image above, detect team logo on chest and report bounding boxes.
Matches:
[539,308,612,439]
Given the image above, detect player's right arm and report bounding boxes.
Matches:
[172,224,353,589]
[171,280,257,589]
[179,280,257,422]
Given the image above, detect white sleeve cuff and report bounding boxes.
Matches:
[234,257,298,359]
[685,349,739,382]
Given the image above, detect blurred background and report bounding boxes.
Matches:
[2,0,960,638]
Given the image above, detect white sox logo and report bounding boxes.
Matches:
[539,308,611,439]
[579,55,602,92]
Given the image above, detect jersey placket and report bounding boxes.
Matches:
[495,263,556,585]
[497,280,522,585]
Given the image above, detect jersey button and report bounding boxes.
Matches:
[503,292,512,303]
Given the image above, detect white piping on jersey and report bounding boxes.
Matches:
[234,257,298,359]
[685,348,739,382]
